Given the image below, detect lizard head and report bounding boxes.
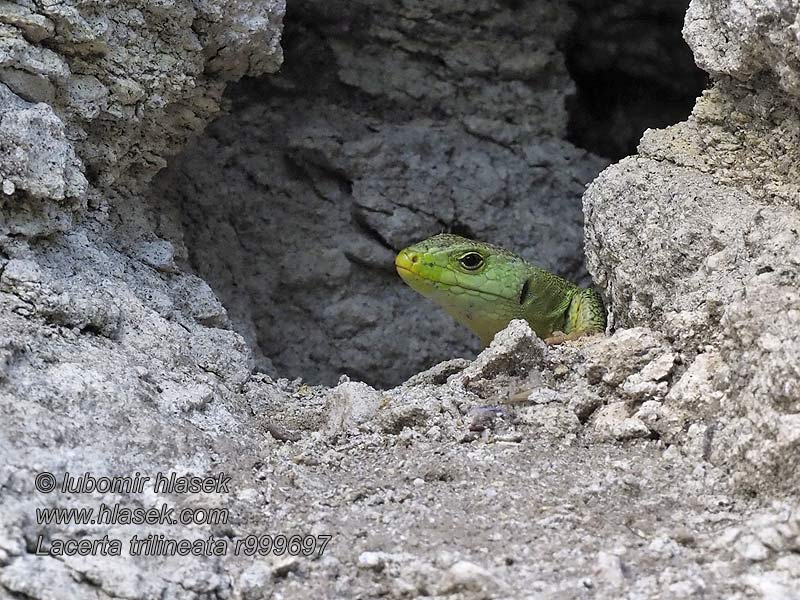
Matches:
[395,233,528,344]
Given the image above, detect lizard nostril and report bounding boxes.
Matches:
[410,254,419,263]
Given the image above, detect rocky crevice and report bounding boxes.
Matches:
[157,0,621,387]
[1,0,799,598]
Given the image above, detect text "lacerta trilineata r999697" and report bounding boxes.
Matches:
[395,233,606,346]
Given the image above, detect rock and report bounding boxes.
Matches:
[684,0,800,98]
[439,560,503,595]
[466,406,511,433]
[0,556,97,600]
[156,0,609,387]
[0,336,25,381]
[525,387,564,405]
[376,401,433,435]
[585,328,671,387]
[638,352,677,382]
[135,240,177,273]
[170,274,229,327]
[0,2,286,595]
[775,555,800,577]
[238,563,272,599]
[594,551,626,588]
[742,573,799,600]
[457,320,548,398]
[518,403,581,437]
[358,551,390,572]
[0,4,55,43]
[325,381,386,435]
[1,0,282,196]
[584,0,800,494]
[634,401,664,431]
[0,259,41,298]
[39,287,123,338]
[403,358,471,387]
[563,378,604,422]
[591,402,652,441]
[271,557,301,578]
[656,352,727,442]
[0,83,87,209]
[738,536,771,562]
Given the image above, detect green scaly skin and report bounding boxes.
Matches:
[395,233,606,346]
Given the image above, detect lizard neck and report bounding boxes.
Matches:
[519,267,579,339]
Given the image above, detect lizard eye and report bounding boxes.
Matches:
[458,252,485,271]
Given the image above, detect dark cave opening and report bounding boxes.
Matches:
[160,0,710,389]
[563,0,708,160]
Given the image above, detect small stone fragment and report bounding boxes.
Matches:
[239,563,272,600]
[271,557,300,578]
[325,381,385,435]
[440,560,501,594]
[518,403,580,436]
[585,328,670,386]
[467,406,508,432]
[403,358,471,386]
[592,402,652,441]
[594,551,626,587]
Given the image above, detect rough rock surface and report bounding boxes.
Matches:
[4,315,793,599]
[684,0,800,98]
[0,0,287,595]
[156,0,608,387]
[2,0,800,598]
[585,0,800,497]
[1,0,283,195]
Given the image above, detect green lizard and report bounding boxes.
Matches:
[396,233,605,345]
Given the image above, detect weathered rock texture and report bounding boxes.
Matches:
[157,0,608,387]
[2,0,799,598]
[0,0,289,596]
[585,0,800,496]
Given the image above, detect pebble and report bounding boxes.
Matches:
[594,551,626,587]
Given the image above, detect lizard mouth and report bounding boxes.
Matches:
[395,250,417,275]
[396,259,514,302]
[395,264,420,286]
[395,249,520,302]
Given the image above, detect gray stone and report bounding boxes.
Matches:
[0,3,55,43]
[585,328,671,387]
[591,402,652,441]
[156,0,608,387]
[684,0,800,98]
[324,381,386,435]
[238,562,273,600]
[518,403,581,437]
[403,358,471,387]
[457,319,549,398]
[439,560,504,595]
[0,84,86,202]
[584,0,800,494]
[594,551,626,588]
[1,0,800,597]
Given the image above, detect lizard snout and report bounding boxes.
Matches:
[395,249,420,275]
